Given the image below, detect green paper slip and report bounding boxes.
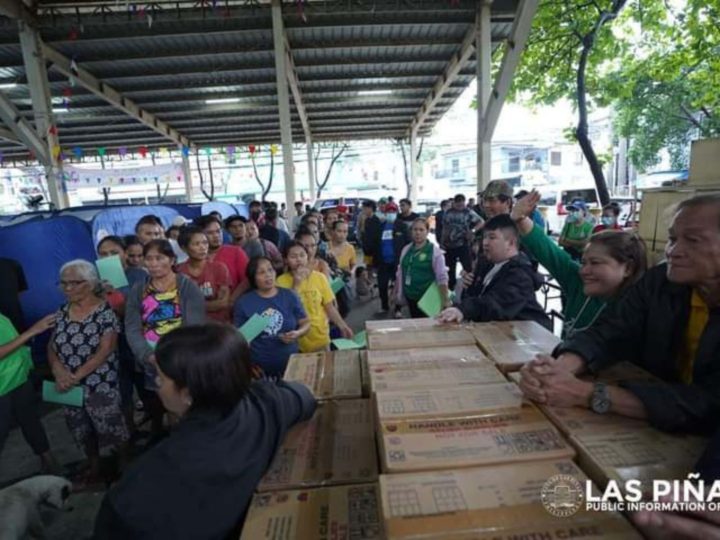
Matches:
[330,277,345,295]
[418,282,443,318]
[353,330,367,348]
[42,381,84,407]
[332,331,367,350]
[238,314,271,343]
[146,340,157,350]
[96,255,129,289]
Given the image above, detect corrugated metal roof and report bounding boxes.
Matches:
[0,0,520,160]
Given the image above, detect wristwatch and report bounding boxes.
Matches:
[590,382,611,414]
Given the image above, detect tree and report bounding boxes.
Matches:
[510,0,720,180]
[393,137,425,199]
[313,142,348,199]
[251,146,275,202]
[195,150,215,201]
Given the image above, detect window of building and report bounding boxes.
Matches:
[551,151,562,166]
[451,159,460,174]
[508,156,520,173]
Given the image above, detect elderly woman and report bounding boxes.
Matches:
[125,239,205,440]
[93,324,316,538]
[48,260,129,485]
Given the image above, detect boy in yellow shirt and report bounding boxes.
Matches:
[277,241,353,352]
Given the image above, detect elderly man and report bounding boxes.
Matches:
[519,194,720,434]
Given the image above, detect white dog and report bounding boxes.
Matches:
[0,475,72,540]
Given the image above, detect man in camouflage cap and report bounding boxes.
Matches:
[482,180,514,219]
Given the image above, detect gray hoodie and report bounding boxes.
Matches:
[125,273,206,367]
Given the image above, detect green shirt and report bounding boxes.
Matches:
[521,224,606,339]
[0,313,32,396]
[560,220,593,243]
[400,241,436,301]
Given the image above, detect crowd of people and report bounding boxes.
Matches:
[1,181,720,538]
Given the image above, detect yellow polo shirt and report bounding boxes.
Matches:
[677,290,709,384]
[277,270,335,353]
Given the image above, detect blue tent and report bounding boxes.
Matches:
[90,205,181,245]
[0,215,96,363]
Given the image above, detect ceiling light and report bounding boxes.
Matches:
[52,108,69,114]
[205,98,241,104]
[357,90,392,96]
[0,83,17,90]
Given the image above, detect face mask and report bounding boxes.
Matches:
[601,216,616,226]
[377,212,386,221]
[568,211,582,222]
[385,213,397,223]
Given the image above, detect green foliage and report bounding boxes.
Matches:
[510,0,720,171]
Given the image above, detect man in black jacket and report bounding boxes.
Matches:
[360,200,382,266]
[520,194,720,434]
[438,215,550,329]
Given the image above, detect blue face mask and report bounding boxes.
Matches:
[601,216,616,226]
[377,212,386,221]
[385,213,397,223]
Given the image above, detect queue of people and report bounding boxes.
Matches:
[4,187,720,539]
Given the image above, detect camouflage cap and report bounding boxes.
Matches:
[483,180,513,199]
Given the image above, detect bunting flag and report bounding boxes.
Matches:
[181,146,190,158]
[118,146,128,158]
[48,125,58,136]
[139,146,148,158]
[203,147,212,156]
[72,146,83,158]
[270,144,279,156]
[97,147,106,157]
[248,144,256,156]
[52,145,61,159]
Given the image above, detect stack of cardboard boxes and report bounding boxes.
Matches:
[242,318,707,538]
[241,351,384,539]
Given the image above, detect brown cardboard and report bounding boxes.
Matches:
[369,362,506,392]
[470,321,561,372]
[366,345,487,369]
[241,484,384,540]
[378,406,574,473]
[258,399,378,491]
[365,318,443,333]
[689,138,720,187]
[374,383,523,422]
[379,460,639,539]
[571,429,707,489]
[367,326,477,351]
[284,350,362,400]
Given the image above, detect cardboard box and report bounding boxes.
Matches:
[241,484,384,540]
[470,321,561,372]
[374,383,523,422]
[367,326,477,351]
[284,351,362,400]
[379,460,639,539]
[258,399,378,491]
[369,362,506,392]
[365,318,442,333]
[689,138,720,187]
[378,406,575,473]
[571,429,707,489]
[366,345,487,369]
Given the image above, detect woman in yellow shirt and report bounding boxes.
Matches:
[328,220,357,275]
[276,242,353,352]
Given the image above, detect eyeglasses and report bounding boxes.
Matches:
[58,280,87,289]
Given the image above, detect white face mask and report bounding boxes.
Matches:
[385,213,397,223]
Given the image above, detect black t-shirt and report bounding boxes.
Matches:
[398,211,420,225]
[0,258,28,331]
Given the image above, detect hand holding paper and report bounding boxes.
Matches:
[332,330,367,350]
[418,283,443,318]
[96,255,129,289]
[238,314,271,343]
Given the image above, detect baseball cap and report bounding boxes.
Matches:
[384,202,399,213]
[566,199,588,212]
[483,180,513,200]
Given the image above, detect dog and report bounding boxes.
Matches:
[0,475,72,540]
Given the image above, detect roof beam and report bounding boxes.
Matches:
[0,90,49,162]
[284,36,310,140]
[0,125,20,143]
[41,43,194,148]
[481,0,539,142]
[407,22,478,136]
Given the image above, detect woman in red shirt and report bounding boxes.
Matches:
[176,227,231,323]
